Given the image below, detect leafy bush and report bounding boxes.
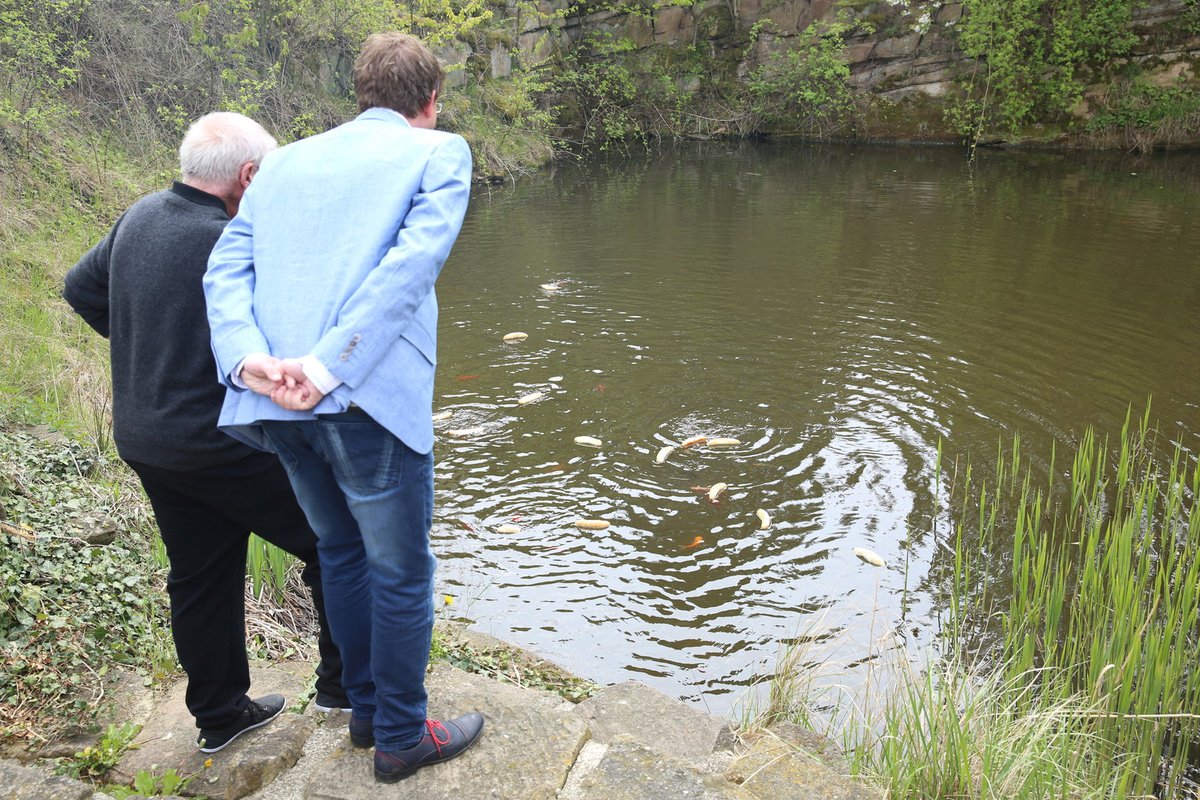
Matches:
[59,722,139,779]
[1088,80,1200,151]
[0,427,170,743]
[552,32,646,147]
[745,21,858,138]
[0,0,90,127]
[950,0,1139,142]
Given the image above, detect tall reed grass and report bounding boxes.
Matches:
[749,406,1200,799]
[246,534,297,601]
[959,406,1200,797]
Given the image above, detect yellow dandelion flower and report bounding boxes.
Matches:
[443,595,454,606]
[204,758,213,768]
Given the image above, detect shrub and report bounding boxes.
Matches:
[0,427,170,744]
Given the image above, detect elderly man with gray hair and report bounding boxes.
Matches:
[64,111,346,753]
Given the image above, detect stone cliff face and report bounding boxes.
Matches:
[446,0,1200,145]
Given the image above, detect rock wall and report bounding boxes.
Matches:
[444,0,1200,144]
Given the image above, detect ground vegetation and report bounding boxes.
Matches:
[745,407,1200,799]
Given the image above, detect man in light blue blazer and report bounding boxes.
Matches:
[203,32,483,783]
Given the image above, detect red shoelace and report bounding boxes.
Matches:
[426,719,452,755]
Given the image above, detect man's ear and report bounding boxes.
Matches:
[237,161,257,189]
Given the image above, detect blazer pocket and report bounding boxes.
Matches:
[399,322,437,366]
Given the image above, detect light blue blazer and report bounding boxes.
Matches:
[203,108,472,455]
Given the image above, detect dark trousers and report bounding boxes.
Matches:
[127,451,344,730]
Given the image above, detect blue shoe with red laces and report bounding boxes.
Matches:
[373,713,485,783]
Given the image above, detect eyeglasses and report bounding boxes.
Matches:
[436,102,443,114]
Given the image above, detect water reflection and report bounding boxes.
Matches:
[431,143,1200,713]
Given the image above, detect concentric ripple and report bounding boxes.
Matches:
[428,143,1200,713]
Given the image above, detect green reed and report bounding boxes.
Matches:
[945,405,1200,797]
[246,534,295,601]
[748,406,1200,799]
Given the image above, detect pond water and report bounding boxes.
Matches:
[431,142,1200,714]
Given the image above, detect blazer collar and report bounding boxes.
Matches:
[356,107,413,127]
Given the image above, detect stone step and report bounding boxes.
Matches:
[0,759,105,800]
[572,681,736,760]
[114,664,313,800]
[565,735,755,800]
[303,663,589,799]
[729,728,882,800]
[14,644,881,800]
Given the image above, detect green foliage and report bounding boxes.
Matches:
[0,0,90,126]
[951,0,1141,141]
[170,0,493,133]
[1183,0,1200,35]
[247,532,294,601]
[553,32,645,147]
[1088,80,1200,151]
[394,0,494,45]
[0,428,171,743]
[453,69,555,178]
[105,767,192,798]
[550,28,737,147]
[945,407,1200,796]
[745,21,857,138]
[59,722,140,779]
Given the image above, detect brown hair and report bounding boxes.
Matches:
[354,32,444,117]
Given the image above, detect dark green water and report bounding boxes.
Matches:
[430,142,1200,713]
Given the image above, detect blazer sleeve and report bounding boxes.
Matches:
[203,189,272,389]
[310,134,472,388]
[63,217,122,339]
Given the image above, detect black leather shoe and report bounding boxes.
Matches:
[373,712,485,783]
[197,694,285,753]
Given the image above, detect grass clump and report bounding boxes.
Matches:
[748,404,1200,799]
[972,407,1200,797]
[1087,81,1200,152]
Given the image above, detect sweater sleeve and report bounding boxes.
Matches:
[63,217,122,339]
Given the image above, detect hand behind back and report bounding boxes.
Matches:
[239,353,326,411]
[270,359,326,411]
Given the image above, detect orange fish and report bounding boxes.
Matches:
[683,536,704,550]
[594,383,606,394]
[455,374,480,381]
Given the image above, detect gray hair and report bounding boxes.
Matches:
[178,112,277,182]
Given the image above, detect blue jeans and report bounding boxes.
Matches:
[263,412,435,751]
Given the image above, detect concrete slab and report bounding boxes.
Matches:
[574,736,754,800]
[573,682,736,760]
[114,664,313,800]
[0,759,94,800]
[242,713,347,800]
[728,732,882,800]
[304,663,589,800]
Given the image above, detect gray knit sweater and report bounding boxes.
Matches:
[64,182,254,469]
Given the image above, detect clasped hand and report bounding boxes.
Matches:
[240,353,325,411]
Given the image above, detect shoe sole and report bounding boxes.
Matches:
[197,705,285,754]
[375,766,416,784]
[373,720,484,783]
[313,703,352,713]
